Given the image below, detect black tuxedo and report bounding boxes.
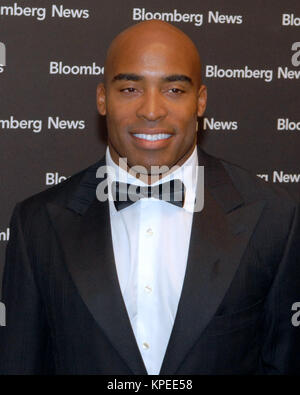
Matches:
[1,146,300,375]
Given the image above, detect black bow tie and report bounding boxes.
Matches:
[111,179,186,211]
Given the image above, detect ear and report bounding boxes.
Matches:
[96,83,106,115]
[197,84,207,117]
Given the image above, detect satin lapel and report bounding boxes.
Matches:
[160,148,266,374]
[46,158,147,375]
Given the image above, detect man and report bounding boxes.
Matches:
[0,20,300,375]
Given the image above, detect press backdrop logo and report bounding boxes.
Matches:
[277,41,300,80]
[0,3,89,21]
[282,13,300,26]
[207,40,300,83]
[0,42,6,73]
[276,42,300,132]
[132,8,243,26]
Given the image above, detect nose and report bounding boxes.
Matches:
[136,88,167,121]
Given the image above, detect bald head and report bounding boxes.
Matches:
[97,20,207,179]
[104,20,202,87]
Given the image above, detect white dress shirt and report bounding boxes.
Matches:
[106,145,198,375]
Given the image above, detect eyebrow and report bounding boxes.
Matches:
[112,73,142,82]
[164,74,193,85]
[112,73,193,85]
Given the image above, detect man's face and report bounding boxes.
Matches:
[97,33,207,176]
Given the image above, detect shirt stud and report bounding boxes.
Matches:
[146,228,154,236]
[144,285,152,294]
[142,342,150,350]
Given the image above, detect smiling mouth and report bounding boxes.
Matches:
[132,133,172,141]
[130,128,174,142]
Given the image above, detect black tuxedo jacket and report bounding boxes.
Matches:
[1,146,300,375]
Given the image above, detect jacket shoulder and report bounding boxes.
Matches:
[200,148,298,213]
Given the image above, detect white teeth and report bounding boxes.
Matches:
[133,133,172,141]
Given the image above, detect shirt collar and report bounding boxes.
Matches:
[105,145,198,214]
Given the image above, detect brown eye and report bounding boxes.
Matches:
[169,88,184,94]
